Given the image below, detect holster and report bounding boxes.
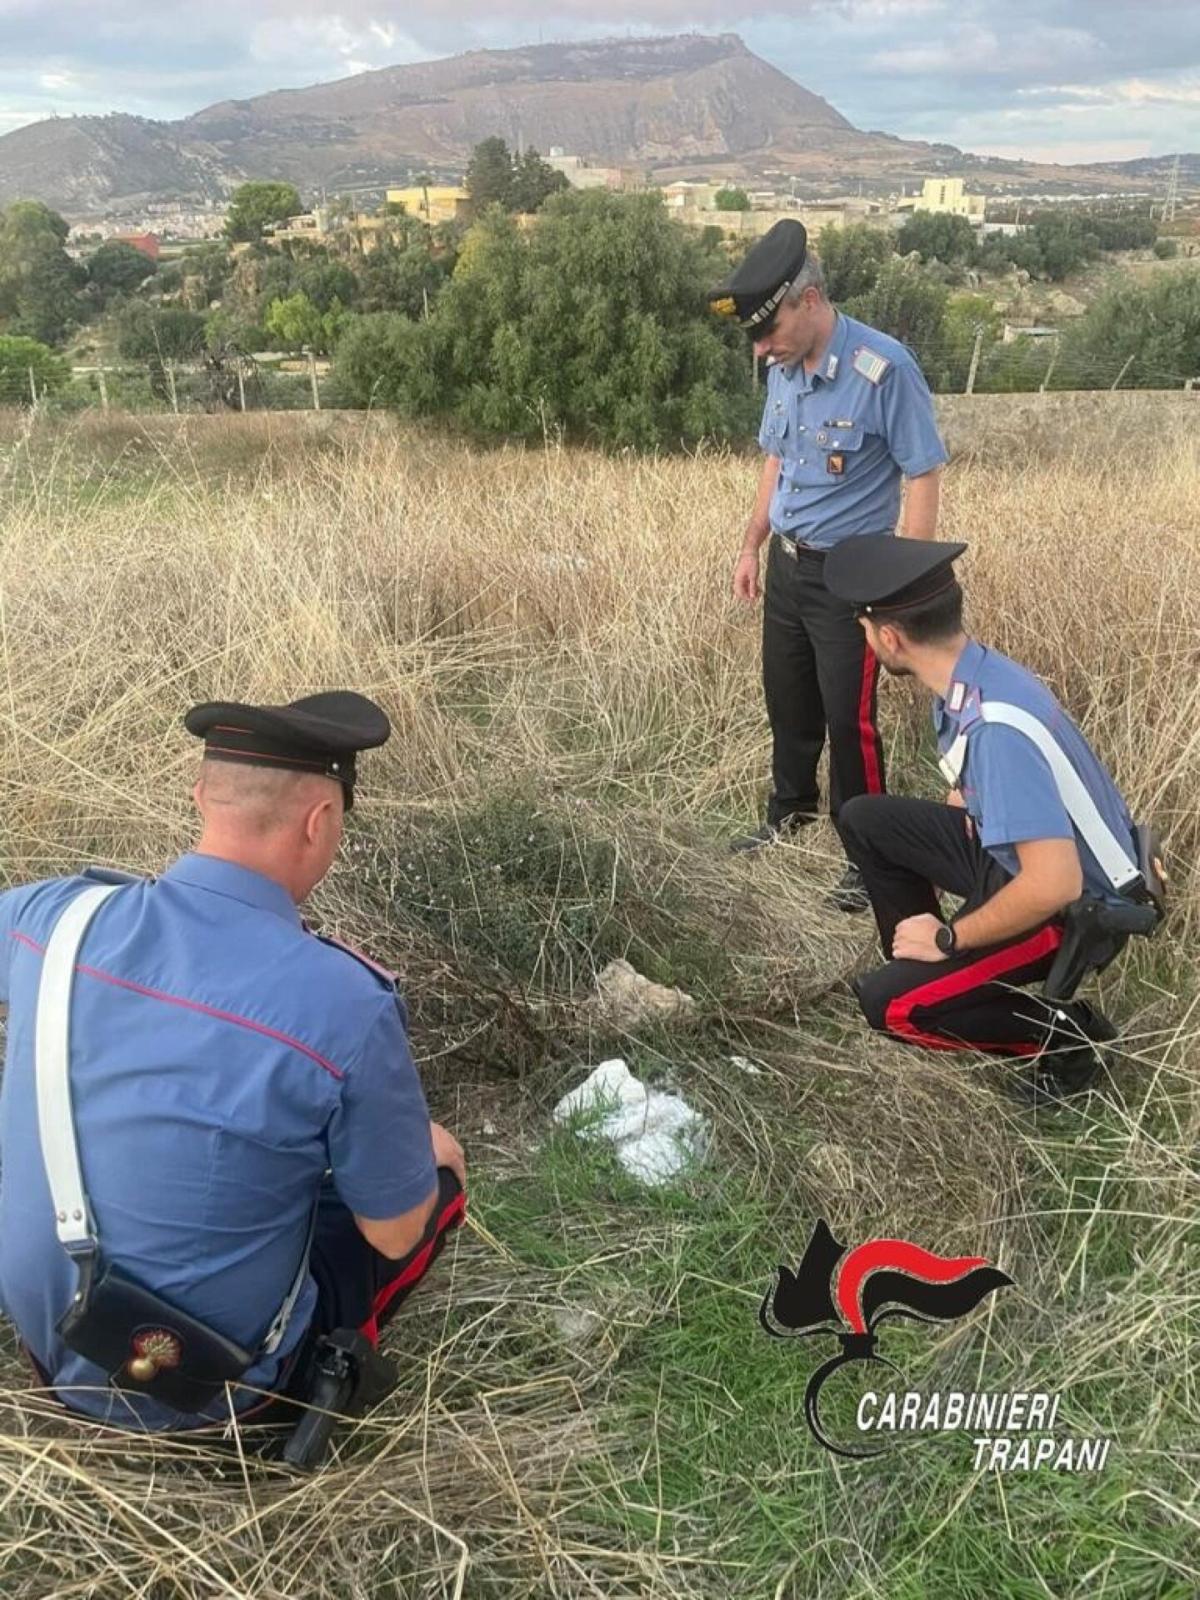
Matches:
[1042,826,1166,1004]
[57,1247,255,1414]
[281,1329,398,1470]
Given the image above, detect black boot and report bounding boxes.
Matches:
[1025,1000,1118,1104]
[827,862,870,914]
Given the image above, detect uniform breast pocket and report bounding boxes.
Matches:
[816,424,865,477]
[763,402,790,453]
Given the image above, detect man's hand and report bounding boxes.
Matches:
[733,550,761,604]
[892,913,948,963]
[430,1121,466,1188]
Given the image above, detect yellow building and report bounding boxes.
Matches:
[385,186,474,225]
[913,178,986,222]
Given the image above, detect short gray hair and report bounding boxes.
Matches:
[783,255,827,304]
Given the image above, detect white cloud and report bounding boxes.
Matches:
[1024,75,1200,107]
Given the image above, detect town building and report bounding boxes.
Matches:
[384,186,474,225]
[546,150,645,191]
[905,178,987,224]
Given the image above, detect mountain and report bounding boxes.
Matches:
[0,33,1186,217]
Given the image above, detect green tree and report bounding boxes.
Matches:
[264,291,346,355]
[713,187,751,213]
[509,148,570,213]
[335,190,758,448]
[1057,270,1200,389]
[354,239,451,318]
[816,223,894,302]
[895,212,978,266]
[465,137,516,210]
[117,303,207,361]
[0,333,70,405]
[0,199,84,344]
[940,293,1002,390]
[225,182,304,243]
[845,257,950,386]
[87,241,156,303]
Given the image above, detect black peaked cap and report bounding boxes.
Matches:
[185,691,391,808]
[824,536,967,618]
[708,219,808,335]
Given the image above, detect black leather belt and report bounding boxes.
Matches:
[772,532,823,559]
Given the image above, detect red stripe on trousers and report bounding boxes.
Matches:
[858,644,883,795]
[359,1189,466,1347]
[884,924,1064,1055]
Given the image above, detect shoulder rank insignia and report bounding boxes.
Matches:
[852,346,891,385]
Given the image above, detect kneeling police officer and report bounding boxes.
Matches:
[0,692,466,1454]
[824,538,1165,1096]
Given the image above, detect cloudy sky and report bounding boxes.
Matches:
[1,0,1196,165]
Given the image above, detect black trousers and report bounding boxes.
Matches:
[762,537,885,826]
[837,794,1086,1056]
[309,1166,466,1345]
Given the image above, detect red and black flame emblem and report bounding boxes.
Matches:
[760,1219,1012,1458]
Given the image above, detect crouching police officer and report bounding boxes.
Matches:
[709,220,948,909]
[0,692,466,1449]
[824,539,1165,1097]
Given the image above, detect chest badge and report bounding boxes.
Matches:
[827,453,846,475]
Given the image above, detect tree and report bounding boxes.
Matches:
[713,187,751,212]
[354,239,451,318]
[117,303,207,361]
[465,137,516,211]
[264,291,347,355]
[0,199,84,345]
[895,212,978,266]
[225,182,304,243]
[815,223,894,302]
[1153,238,1178,260]
[335,190,759,448]
[87,241,156,302]
[1058,270,1200,389]
[509,148,569,213]
[845,258,950,387]
[0,333,69,405]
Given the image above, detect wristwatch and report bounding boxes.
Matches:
[935,922,957,956]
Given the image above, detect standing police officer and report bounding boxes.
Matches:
[824,538,1156,1095]
[0,691,466,1431]
[710,221,948,908]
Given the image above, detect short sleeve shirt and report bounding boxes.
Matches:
[0,853,436,1429]
[757,312,948,548]
[933,640,1135,904]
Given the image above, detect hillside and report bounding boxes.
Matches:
[0,32,1188,216]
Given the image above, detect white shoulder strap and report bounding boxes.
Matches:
[34,879,313,1353]
[941,701,1139,893]
[35,884,120,1251]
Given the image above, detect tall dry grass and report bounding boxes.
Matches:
[0,410,1195,1598]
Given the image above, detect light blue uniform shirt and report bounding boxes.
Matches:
[0,853,436,1429]
[934,639,1135,907]
[757,312,948,548]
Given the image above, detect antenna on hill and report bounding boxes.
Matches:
[1162,154,1180,224]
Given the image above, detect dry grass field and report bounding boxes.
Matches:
[0,408,1196,1598]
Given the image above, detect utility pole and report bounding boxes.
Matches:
[166,360,179,414]
[965,325,985,394]
[1162,154,1181,224]
[307,349,321,411]
[1038,336,1060,395]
